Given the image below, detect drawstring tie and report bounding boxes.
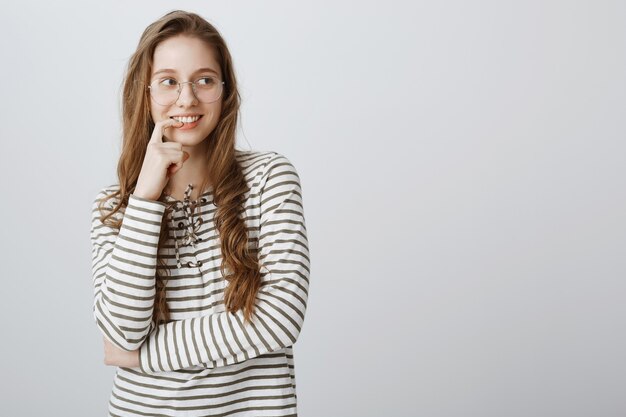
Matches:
[166,184,204,269]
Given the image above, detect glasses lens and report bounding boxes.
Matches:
[149,77,223,105]
[149,79,178,106]
[194,76,223,103]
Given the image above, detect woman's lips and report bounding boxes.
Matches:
[172,115,203,130]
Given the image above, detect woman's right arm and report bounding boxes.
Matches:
[91,118,187,351]
[90,189,168,351]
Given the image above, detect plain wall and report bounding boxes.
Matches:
[0,1,624,416]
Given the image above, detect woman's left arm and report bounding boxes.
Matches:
[137,153,311,374]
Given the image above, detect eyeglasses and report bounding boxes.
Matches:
[147,76,225,106]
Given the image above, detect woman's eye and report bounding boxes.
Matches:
[160,78,177,86]
[197,77,215,85]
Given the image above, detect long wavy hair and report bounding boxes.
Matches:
[96,10,261,326]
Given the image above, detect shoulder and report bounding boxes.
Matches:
[92,184,121,207]
[235,149,300,185]
[91,184,124,221]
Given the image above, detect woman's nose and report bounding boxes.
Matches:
[176,82,198,106]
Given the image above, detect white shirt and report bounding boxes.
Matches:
[90,149,310,416]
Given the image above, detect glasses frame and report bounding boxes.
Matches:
[147,76,226,106]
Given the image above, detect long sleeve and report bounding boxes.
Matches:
[138,154,310,374]
[90,190,168,351]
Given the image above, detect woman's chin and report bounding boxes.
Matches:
[166,135,209,147]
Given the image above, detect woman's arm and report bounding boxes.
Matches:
[103,336,140,368]
[138,154,311,374]
[90,190,168,351]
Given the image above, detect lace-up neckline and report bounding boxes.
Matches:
[163,185,212,203]
[164,184,213,269]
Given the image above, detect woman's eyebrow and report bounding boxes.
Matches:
[152,67,219,76]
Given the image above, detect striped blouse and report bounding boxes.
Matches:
[90,150,310,417]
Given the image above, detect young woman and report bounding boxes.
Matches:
[90,10,310,417]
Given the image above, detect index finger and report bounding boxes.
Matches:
[150,118,183,144]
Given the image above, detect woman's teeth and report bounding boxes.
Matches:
[172,115,201,123]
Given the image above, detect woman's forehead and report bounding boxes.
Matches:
[152,36,220,76]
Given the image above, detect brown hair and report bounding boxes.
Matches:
[96,10,261,326]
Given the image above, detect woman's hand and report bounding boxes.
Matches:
[134,117,189,201]
[103,336,140,368]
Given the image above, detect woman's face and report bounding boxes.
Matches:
[149,34,223,146]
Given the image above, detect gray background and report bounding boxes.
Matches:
[0,1,624,416]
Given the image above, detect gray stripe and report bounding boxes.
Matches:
[203,400,297,416]
[95,264,155,283]
[260,255,310,276]
[112,384,294,417]
[217,315,238,363]
[103,286,155,302]
[260,267,309,285]
[117,372,293,394]
[119,322,151,333]
[108,252,158,273]
[172,321,184,369]
[260,192,301,214]
[95,301,126,340]
[122,359,289,384]
[259,292,304,325]
[261,218,305,230]
[155,325,165,372]
[261,179,300,200]
[190,317,203,366]
[248,312,273,353]
[95,310,150,345]
[111,231,160,249]
[126,200,167,215]
[255,304,297,346]
[258,228,307,244]
[181,319,193,367]
[260,287,306,320]
[233,312,261,358]
[208,316,226,366]
[258,238,309,260]
[111,387,296,413]
[123,212,163,227]
[92,247,156,275]
[200,317,214,363]
[95,315,124,346]
[163,324,174,371]
[104,273,155,290]
[116,222,161,238]
[91,224,161,249]
[100,290,153,313]
[260,276,308,299]
[274,208,304,217]
[145,334,156,373]
[226,312,249,361]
